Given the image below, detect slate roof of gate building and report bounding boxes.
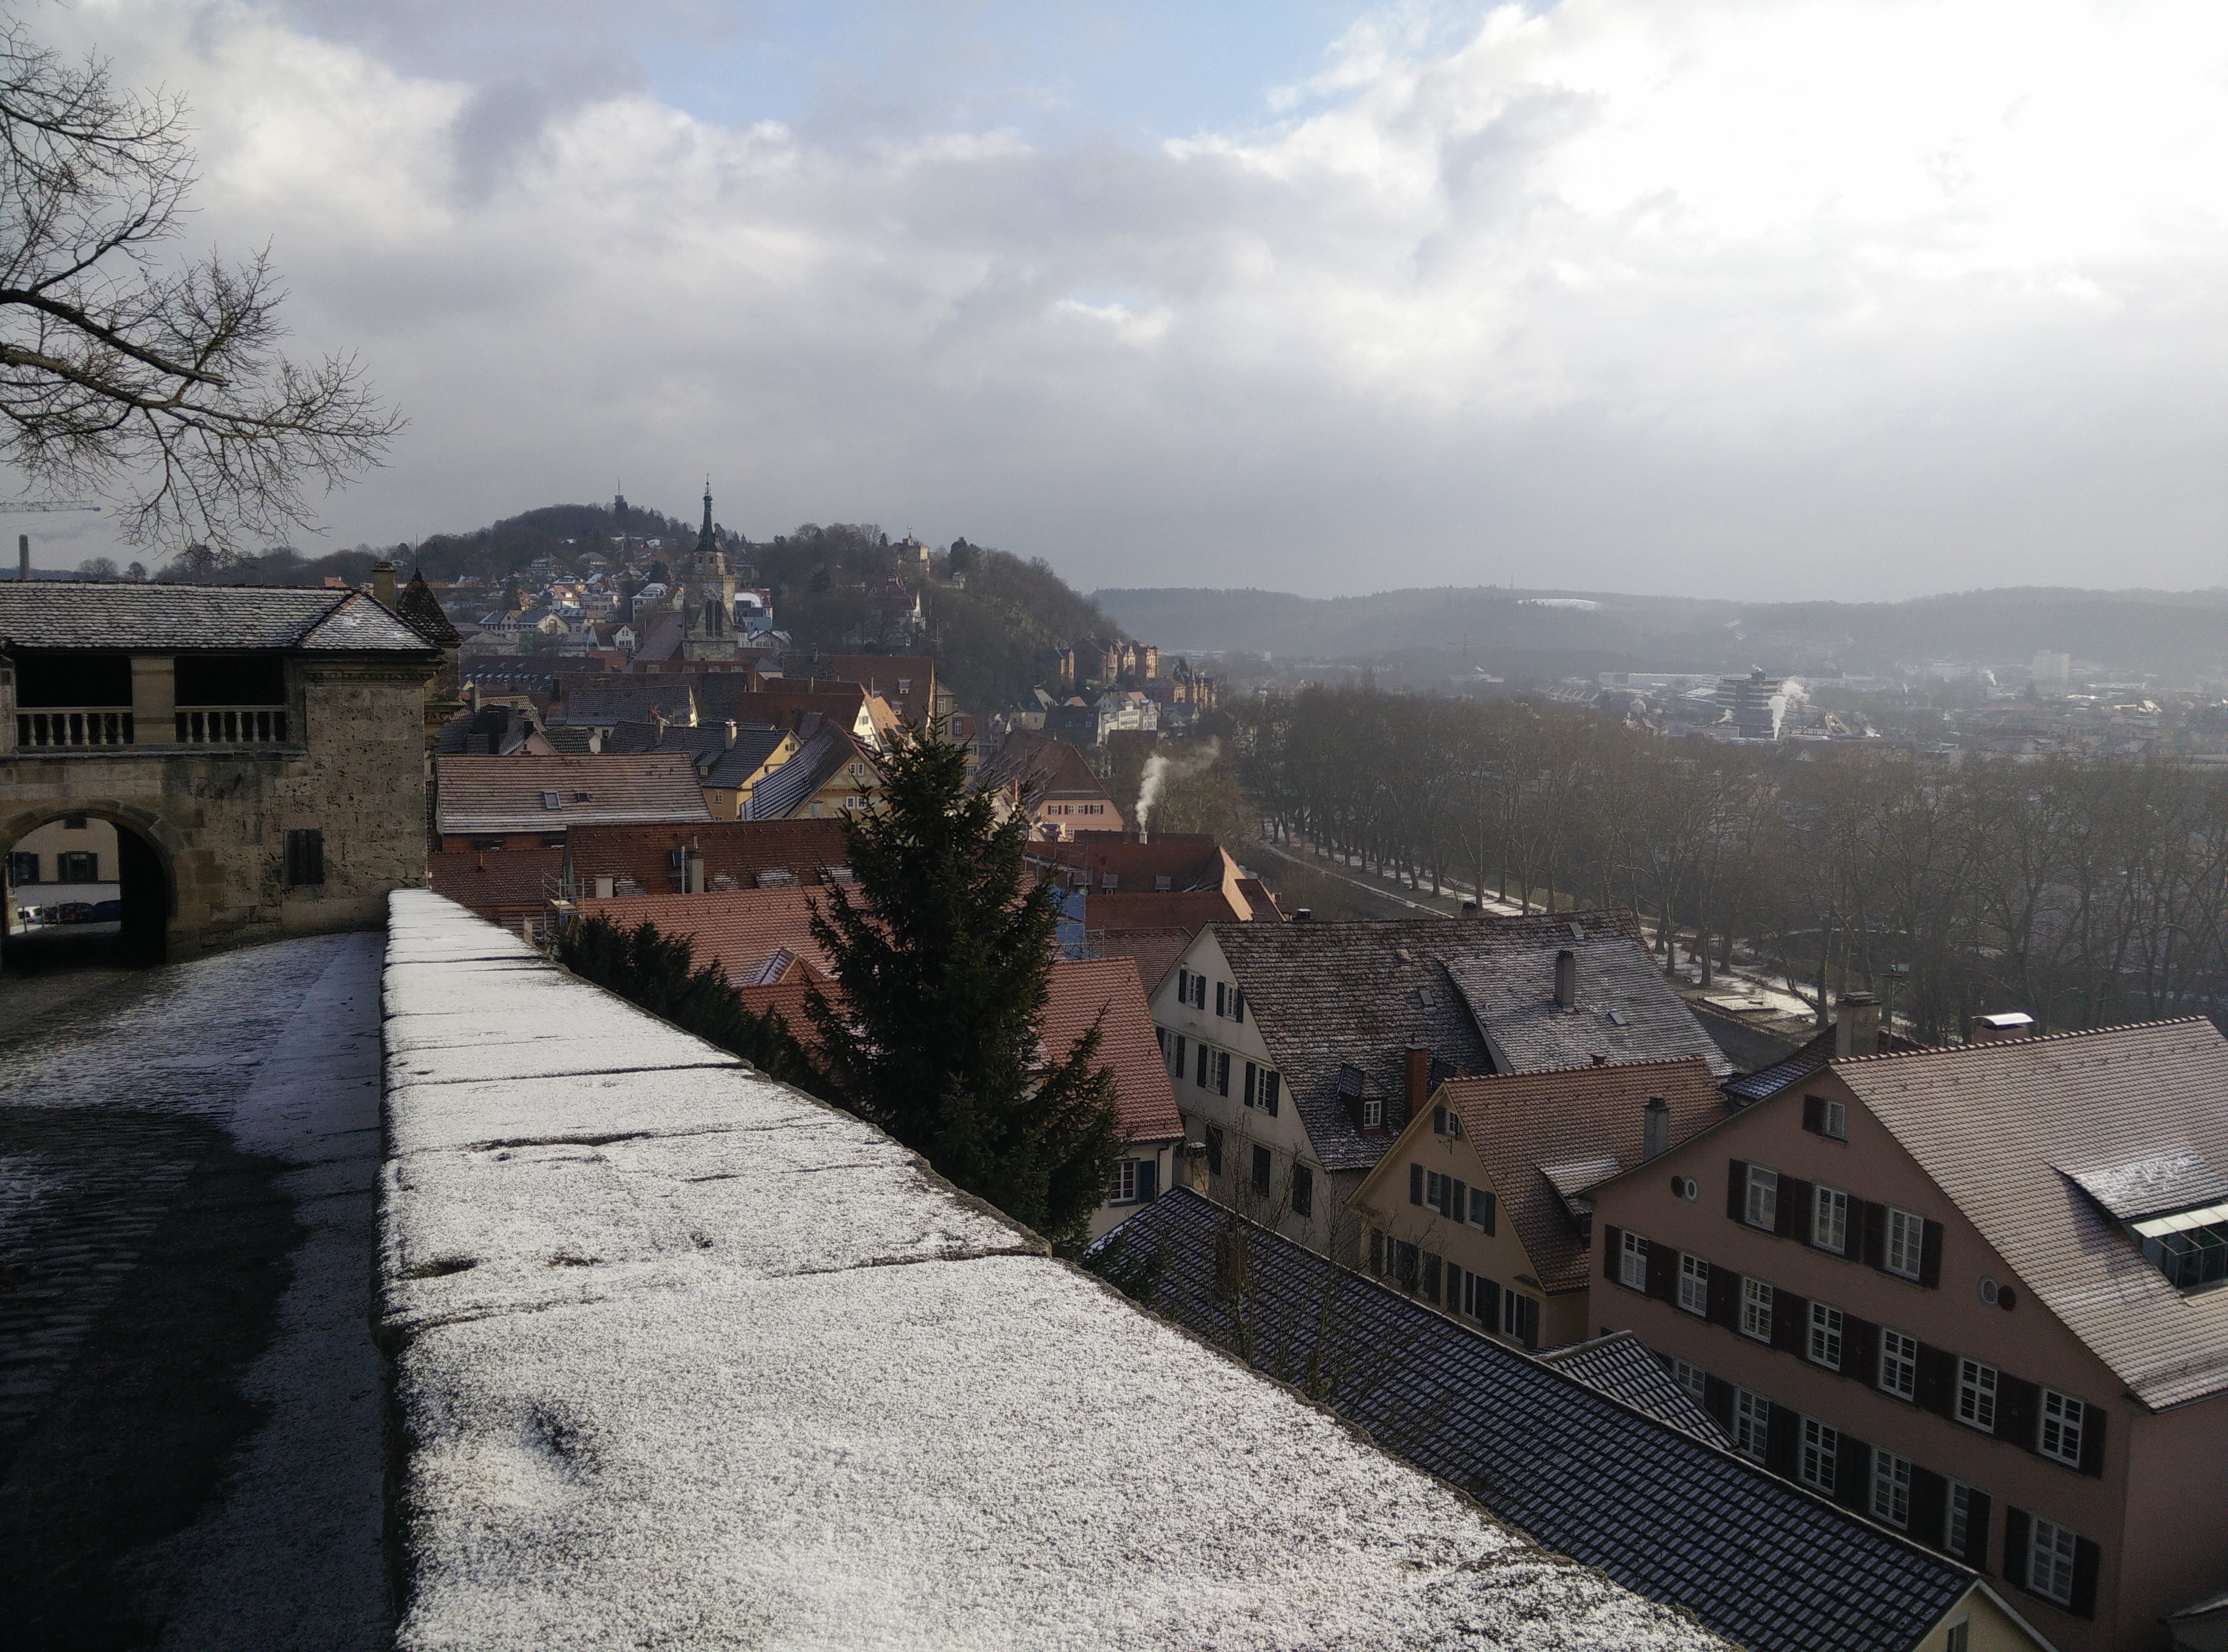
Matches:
[1094,1190,2017,1652]
[0,583,434,652]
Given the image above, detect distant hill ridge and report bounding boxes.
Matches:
[1093,584,2228,679]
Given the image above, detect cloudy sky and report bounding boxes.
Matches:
[30,0,2228,599]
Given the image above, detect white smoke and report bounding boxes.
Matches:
[1134,754,1170,832]
[1133,739,1221,834]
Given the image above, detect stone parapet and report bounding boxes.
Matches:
[375,890,1728,1651]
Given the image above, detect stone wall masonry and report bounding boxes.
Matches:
[376,890,1729,1652]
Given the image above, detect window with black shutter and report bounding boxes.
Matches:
[1410,1163,1424,1206]
[1771,1287,1809,1353]
[1834,1435,1872,1510]
[1909,1468,1948,1549]
[1775,1175,1810,1239]
[1995,1374,2041,1450]
[1960,1487,1991,1569]
[2077,1407,2107,1477]
[1915,1343,1957,1416]
[1839,1314,1879,1381]
[283,828,325,887]
[1469,1187,1496,1234]
[1646,1240,1678,1303]
[1370,1228,1385,1276]
[1422,1252,1442,1304]
[1727,1160,1748,1220]
[1861,1200,1888,1269]
[2069,1536,2100,1619]
[1137,1160,1158,1203]
[1765,1404,1799,1477]
[1396,1241,1419,1293]
[1601,1224,1622,1280]
[2002,1507,2031,1591]
[1920,1218,1945,1287]
[1702,1375,1735,1433]
[1706,1263,1741,1328]
[1206,1127,1223,1176]
[1250,1144,1270,1198]
[1290,1164,1311,1218]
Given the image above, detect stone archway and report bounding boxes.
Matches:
[2,802,179,967]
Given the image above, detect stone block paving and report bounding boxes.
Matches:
[0,933,389,1652]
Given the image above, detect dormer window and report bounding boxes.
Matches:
[2140,1215,2228,1291]
[1362,1097,1383,1129]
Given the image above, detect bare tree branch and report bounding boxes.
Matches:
[0,12,399,552]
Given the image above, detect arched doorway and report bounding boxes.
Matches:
[2,810,171,971]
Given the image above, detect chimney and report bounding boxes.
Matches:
[16,533,26,581]
[1405,1047,1431,1119]
[371,559,397,607]
[594,874,615,899]
[724,718,738,749]
[1835,991,1881,1058]
[1180,1134,1211,1195]
[686,853,706,894]
[1591,1053,1607,1066]
[1555,948,1578,1010]
[1292,908,1312,922]
[1643,1096,1671,1161]
[1970,1010,2036,1045]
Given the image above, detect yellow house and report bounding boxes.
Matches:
[698,726,800,819]
[743,723,883,821]
[1349,1056,1725,1351]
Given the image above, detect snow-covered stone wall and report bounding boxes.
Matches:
[376,891,1729,1651]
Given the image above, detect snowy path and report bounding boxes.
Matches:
[0,933,389,1652]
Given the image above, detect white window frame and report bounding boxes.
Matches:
[1619,1229,1649,1291]
[1799,1416,1839,1492]
[1740,1277,1774,1342]
[1361,1096,1383,1129]
[1812,1185,1849,1252]
[1820,1094,1848,1139]
[2028,1517,2078,1606]
[1808,1301,1844,1368]
[1871,1449,1912,1528]
[1670,1358,1708,1403]
[1732,1389,1770,1461]
[1109,1159,1139,1205]
[1957,1358,1999,1433]
[1745,1166,1779,1230]
[2038,1389,2086,1468]
[1886,1206,1925,1280]
[1678,1252,1709,1316]
[1878,1328,1918,1400]
[1946,1482,1974,1556]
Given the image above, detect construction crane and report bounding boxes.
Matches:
[2,499,103,580]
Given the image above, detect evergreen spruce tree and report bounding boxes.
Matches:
[808,725,1122,1252]
[558,914,823,1093]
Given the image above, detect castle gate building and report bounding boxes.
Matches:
[1,584,438,963]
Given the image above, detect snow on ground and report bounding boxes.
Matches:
[381,891,1731,1651]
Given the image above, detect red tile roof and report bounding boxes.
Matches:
[574,886,834,982]
[1089,889,1256,930]
[1431,1057,1726,1295]
[1831,1017,2228,1409]
[1097,928,1195,998]
[565,819,852,894]
[1044,957,1184,1146]
[426,848,565,915]
[434,753,712,836]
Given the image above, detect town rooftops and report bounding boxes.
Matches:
[0,583,436,653]
[1207,911,1727,1173]
[381,892,1726,1651]
[426,848,567,918]
[434,753,712,836]
[574,886,833,982]
[1722,1022,1929,1107]
[1094,1189,2035,1652]
[743,723,877,821]
[1829,1017,2228,1411]
[1041,957,1183,1146]
[1425,1056,1726,1295]
[974,730,1108,801]
[564,818,851,894]
[1534,1330,1728,1443]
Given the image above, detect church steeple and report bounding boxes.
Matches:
[696,477,715,558]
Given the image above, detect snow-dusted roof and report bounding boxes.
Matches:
[380,890,1730,1651]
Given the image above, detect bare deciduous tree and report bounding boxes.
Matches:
[0,14,397,550]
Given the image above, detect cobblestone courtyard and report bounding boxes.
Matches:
[0,933,389,1651]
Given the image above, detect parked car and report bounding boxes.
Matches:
[89,899,121,922]
[54,901,94,924]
